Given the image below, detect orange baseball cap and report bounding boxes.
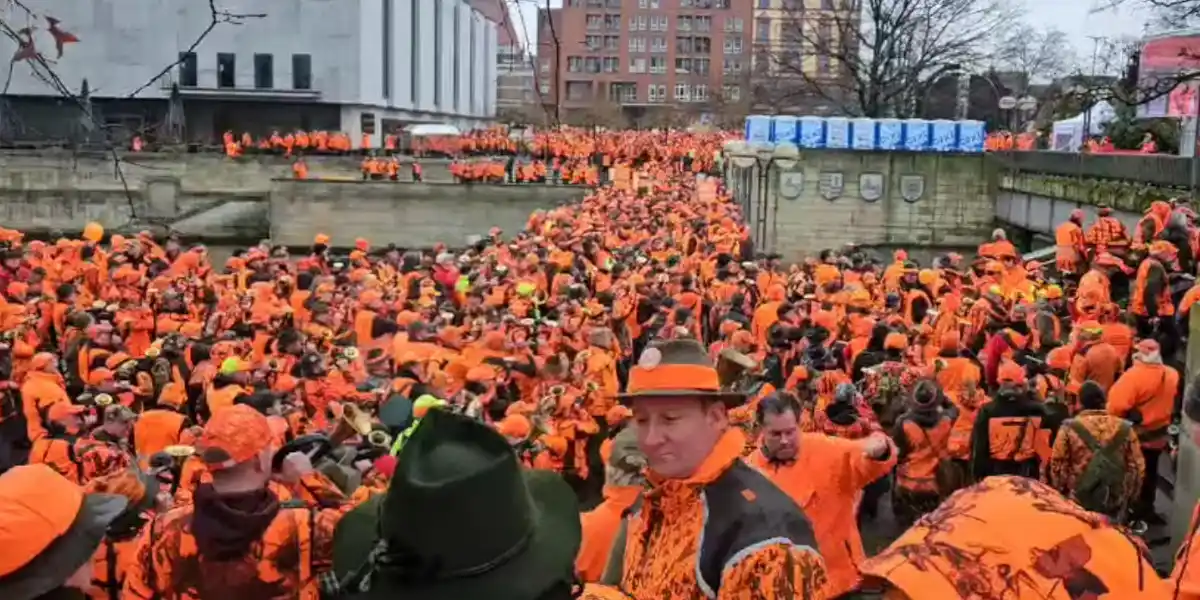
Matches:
[0,465,126,597]
[197,404,272,470]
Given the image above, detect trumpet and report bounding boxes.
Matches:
[94,393,114,407]
[266,358,283,372]
[549,385,565,397]
[163,444,195,459]
[341,346,360,361]
[366,430,393,449]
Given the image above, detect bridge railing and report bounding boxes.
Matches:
[990,151,1194,189]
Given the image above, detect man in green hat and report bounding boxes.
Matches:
[331,409,632,600]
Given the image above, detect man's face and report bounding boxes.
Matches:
[761,409,800,461]
[632,396,724,479]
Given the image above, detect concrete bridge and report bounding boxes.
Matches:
[991,151,1197,242]
[0,150,584,247]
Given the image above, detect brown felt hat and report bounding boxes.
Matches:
[617,339,745,406]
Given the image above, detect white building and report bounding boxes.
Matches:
[1,0,498,143]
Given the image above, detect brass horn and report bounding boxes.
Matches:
[342,346,360,361]
[331,403,373,446]
[367,430,393,449]
[549,385,565,397]
[163,444,195,458]
[266,357,282,372]
[94,393,114,407]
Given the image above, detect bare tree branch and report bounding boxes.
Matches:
[127,0,265,98]
[0,0,266,231]
[762,0,1016,117]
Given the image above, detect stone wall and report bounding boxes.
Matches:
[0,150,468,241]
[730,151,996,260]
[268,181,589,248]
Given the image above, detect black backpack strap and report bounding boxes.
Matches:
[1070,419,1102,452]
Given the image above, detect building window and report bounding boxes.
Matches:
[541,61,550,73]
[382,0,392,99]
[696,16,711,32]
[412,0,420,102]
[586,14,603,29]
[675,83,689,101]
[651,36,667,52]
[821,0,833,7]
[253,54,274,89]
[694,84,708,102]
[755,17,771,42]
[639,0,648,7]
[453,7,462,109]
[177,52,197,87]
[434,0,442,107]
[629,57,647,72]
[649,56,666,73]
[603,57,619,72]
[638,15,647,30]
[540,82,550,94]
[648,84,660,102]
[568,56,583,72]
[694,57,710,74]
[722,84,740,101]
[723,36,742,54]
[292,54,312,90]
[650,0,660,6]
[216,53,235,88]
[675,58,691,73]
[678,16,692,31]
[657,84,667,101]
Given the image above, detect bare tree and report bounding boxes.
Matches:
[764,0,1015,117]
[993,25,1074,90]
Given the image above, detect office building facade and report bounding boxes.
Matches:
[0,0,497,144]
[537,0,754,123]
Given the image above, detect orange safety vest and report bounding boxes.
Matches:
[1130,258,1175,317]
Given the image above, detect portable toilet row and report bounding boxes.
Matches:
[745,115,986,153]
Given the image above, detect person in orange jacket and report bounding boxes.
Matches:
[748,390,895,598]
[1107,338,1178,524]
[576,425,644,583]
[0,464,128,599]
[122,405,352,599]
[890,380,960,527]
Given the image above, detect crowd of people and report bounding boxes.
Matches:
[2,127,1200,599]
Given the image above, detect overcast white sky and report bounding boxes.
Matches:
[508,0,1156,74]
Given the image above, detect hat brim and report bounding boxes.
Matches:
[617,389,746,407]
[333,470,581,600]
[0,493,127,600]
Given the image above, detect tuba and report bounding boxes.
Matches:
[366,429,393,449]
[330,403,373,446]
[716,348,758,391]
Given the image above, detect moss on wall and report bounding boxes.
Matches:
[999,173,1186,213]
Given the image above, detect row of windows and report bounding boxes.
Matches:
[560,54,747,75]
[177,52,312,90]
[624,14,742,32]
[551,81,740,103]
[570,0,732,8]
[581,35,744,54]
[755,0,852,8]
[755,17,831,43]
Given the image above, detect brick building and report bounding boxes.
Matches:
[537,0,754,125]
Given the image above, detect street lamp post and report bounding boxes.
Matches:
[723,141,799,253]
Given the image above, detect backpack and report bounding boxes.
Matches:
[919,423,968,498]
[1070,419,1132,516]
